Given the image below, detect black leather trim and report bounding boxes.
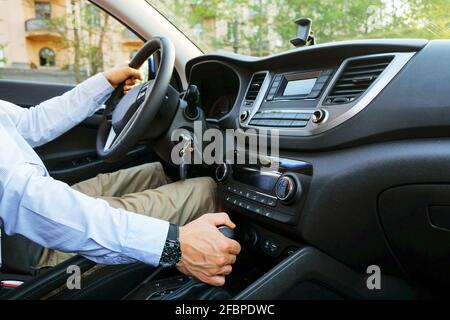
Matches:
[50,262,155,300]
[1,256,95,300]
[1,229,43,275]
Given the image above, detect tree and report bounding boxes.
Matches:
[47,0,115,82]
[150,0,449,56]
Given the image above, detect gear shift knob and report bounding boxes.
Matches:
[184,85,200,120]
[218,226,235,239]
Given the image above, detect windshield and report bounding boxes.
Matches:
[147,0,449,56]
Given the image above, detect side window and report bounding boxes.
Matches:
[0,0,144,84]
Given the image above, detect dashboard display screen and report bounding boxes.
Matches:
[283,78,317,96]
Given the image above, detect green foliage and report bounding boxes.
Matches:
[46,0,113,82]
[148,0,450,56]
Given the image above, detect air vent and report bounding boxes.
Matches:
[245,72,267,102]
[325,56,394,105]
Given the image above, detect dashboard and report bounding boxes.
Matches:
[184,39,450,289]
[186,39,444,149]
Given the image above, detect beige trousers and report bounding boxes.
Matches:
[38,162,218,268]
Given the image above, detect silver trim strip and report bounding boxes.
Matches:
[242,52,416,136]
[242,71,271,121]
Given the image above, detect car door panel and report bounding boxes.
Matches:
[0,80,75,107]
[0,80,155,185]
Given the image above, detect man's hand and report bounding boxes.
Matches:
[103,65,143,94]
[176,213,241,286]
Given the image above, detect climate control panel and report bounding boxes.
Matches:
[215,158,312,225]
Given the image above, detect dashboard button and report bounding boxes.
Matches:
[278,120,293,126]
[295,113,312,120]
[291,120,308,127]
[244,203,253,211]
[262,210,274,218]
[283,113,297,120]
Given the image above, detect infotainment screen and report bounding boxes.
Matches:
[283,78,317,96]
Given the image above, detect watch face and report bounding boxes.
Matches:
[160,239,181,267]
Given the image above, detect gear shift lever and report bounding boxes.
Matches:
[217,226,235,239]
[184,85,200,121]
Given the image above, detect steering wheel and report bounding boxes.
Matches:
[97,37,175,162]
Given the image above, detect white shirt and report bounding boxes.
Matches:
[0,73,169,267]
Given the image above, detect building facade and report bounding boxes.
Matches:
[0,0,143,83]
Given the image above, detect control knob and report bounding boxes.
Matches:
[275,175,298,202]
[215,163,229,182]
[240,110,250,122]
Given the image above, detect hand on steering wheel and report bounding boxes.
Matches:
[97,37,175,162]
[103,66,143,91]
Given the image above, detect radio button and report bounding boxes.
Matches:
[282,113,297,120]
[295,113,312,120]
[262,210,274,219]
[291,120,308,127]
[245,203,255,212]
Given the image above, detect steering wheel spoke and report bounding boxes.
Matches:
[103,126,117,152]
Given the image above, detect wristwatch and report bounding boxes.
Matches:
[159,223,182,268]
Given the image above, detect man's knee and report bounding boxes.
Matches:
[187,177,218,213]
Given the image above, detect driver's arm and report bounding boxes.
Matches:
[1,74,113,148]
[1,67,142,148]
[0,122,169,265]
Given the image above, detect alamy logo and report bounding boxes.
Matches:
[171,121,280,171]
[66,265,81,290]
[366,265,381,290]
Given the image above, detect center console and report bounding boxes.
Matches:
[216,157,312,226]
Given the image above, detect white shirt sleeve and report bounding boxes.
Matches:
[0,74,170,266]
[1,73,114,147]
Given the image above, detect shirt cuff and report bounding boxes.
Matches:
[122,211,170,266]
[78,73,114,105]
